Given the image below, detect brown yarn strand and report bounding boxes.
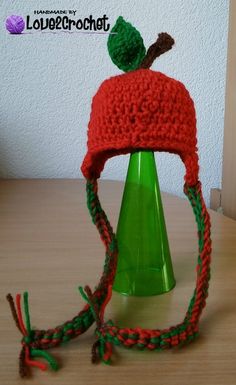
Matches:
[91,339,101,364]
[19,347,28,378]
[84,285,102,328]
[6,293,22,333]
[140,32,175,69]
[83,285,107,363]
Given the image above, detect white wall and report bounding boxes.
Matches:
[0,0,229,206]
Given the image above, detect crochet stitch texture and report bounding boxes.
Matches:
[81,68,199,186]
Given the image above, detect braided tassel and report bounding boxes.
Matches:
[79,285,113,364]
[6,292,59,377]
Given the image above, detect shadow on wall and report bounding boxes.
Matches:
[0,118,65,179]
[0,124,40,178]
[0,141,14,179]
[0,109,84,179]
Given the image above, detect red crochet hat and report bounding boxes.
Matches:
[81,68,199,186]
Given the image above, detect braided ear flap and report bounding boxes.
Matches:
[7,178,211,375]
[7,179,119,377]
[83,180,211,360]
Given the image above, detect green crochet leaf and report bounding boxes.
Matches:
[107,16,146,72]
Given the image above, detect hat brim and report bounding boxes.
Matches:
[81,139,199,186]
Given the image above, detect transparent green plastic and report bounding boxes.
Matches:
[113,151,176,296]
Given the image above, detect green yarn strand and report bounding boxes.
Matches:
[31,349,59,371]
[23,292,31,336]
[78,286,100,325]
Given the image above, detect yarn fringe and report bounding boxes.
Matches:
[6,292,59,377]
[79,284,113,364]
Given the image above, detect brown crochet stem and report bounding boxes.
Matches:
[140,32,175,69]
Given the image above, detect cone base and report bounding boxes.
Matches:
[113,268,176,297]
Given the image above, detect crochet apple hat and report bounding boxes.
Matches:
[7,17,212,377]
[81,67,199,186]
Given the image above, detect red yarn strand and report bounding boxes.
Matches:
[16,294,27,336]
[24,347,47,372]
[100,284,113,324]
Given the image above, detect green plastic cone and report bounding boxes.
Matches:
[113,151,176,296]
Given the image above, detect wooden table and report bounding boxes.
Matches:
[0,179,236,385]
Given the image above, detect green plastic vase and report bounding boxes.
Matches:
[113,151,176,296]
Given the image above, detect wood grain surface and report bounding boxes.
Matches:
[0,179,235,385]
